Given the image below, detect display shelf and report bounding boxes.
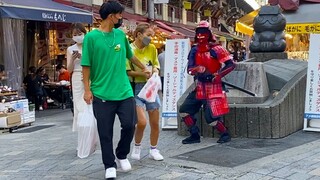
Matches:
[0,92,18,96]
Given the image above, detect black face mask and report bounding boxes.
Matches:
[114,18,123,29]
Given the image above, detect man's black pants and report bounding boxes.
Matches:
[92,96,137,169]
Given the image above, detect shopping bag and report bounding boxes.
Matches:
[77,104,98,158]
[138,73,161,102]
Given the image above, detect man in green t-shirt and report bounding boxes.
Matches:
[81,1,150,179]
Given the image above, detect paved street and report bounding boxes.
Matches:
[1,109,320,180]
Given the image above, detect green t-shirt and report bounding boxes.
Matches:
[126,43,160,83]
[81,28,134,100]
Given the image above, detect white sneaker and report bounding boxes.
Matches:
[105,167,116,179]
[149,149,164,161]
[39,106,43,111]
[130,145,141,160]
[47,98,54,103]
[115,158,132,172]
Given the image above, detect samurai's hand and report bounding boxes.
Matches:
[188,66,206,75]
[211,73,221,83]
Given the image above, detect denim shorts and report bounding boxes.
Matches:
[134,83,161,111]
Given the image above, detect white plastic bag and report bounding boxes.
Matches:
[138,73,162,102]
[77,104,98,158]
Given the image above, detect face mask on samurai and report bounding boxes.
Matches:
[196,33,209,44]
[114,18,123,29]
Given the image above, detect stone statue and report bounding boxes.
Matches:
[249,5,286,52]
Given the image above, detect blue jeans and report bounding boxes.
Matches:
[134,83,161,111]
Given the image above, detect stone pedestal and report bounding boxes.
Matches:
[224,62,270,104]
[249,52,288,62]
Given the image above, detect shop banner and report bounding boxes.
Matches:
[304,34,320,131]
[161,39,190,129]
[154,0,169,4]
[286,24,320,34]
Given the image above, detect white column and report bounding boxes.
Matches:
[182,8,187,24]
[196,12,201,23]
[134,0,143,15]
[162,4,168,21]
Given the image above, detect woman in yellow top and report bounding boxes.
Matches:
[126,23,163,161]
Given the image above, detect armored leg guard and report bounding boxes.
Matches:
[213,120,230,143]
[182,114,196,127]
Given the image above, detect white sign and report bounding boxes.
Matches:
[154,0,169,4]
[304,34,320,132]
[162,39,190,129]
[42,12,66,22]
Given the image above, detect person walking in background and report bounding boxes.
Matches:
[81,1,150,179]
[126,23,164,161]
[66,23,87,132]
[157,45,165,92]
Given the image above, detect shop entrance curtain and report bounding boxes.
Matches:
[2,18,24,92]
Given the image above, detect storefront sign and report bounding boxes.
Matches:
[162,39,190,129]
[286,24,320,34]
[154,0,169,4]
[204,10,211,17]
[304,34,320,132]
[42,12,67,22]
[183,1,192,10]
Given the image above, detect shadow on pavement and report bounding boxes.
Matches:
[173,131,320,167]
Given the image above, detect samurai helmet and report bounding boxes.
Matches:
[195,20,216,44]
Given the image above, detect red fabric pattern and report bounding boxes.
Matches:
[212,45,232,64]
[195,49,221,74]
[196,81,224,100]
[208,93,230,117]
[215,121,227,133]
[183,115,195,127]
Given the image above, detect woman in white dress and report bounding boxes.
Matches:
[66,23,87,132]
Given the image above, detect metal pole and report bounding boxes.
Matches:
[148,0,155,20]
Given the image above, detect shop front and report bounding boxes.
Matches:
[0,0,92,91]
[0,0,92,124]
[235,3,320,61]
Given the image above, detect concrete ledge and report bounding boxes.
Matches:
[249,52,288,62]
[177,59,307,139]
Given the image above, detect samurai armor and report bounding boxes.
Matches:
[196,81,224,100]
[208,93,229,117]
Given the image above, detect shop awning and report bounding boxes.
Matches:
[283,3,320,24]
[0,0,93,24]
[168,26,194,39]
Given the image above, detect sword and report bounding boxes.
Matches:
[222,81,256,97]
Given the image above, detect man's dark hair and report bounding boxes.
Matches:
[99,0,124,20]
[29,66,36,74]
[0,65,4,72]
[56,64,65,71]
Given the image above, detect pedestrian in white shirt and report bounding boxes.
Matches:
[66,23,87,132]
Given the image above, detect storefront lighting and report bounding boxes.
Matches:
[244,0,260,10]
[285,34,293,39]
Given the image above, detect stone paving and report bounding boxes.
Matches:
[1,109,320,180]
